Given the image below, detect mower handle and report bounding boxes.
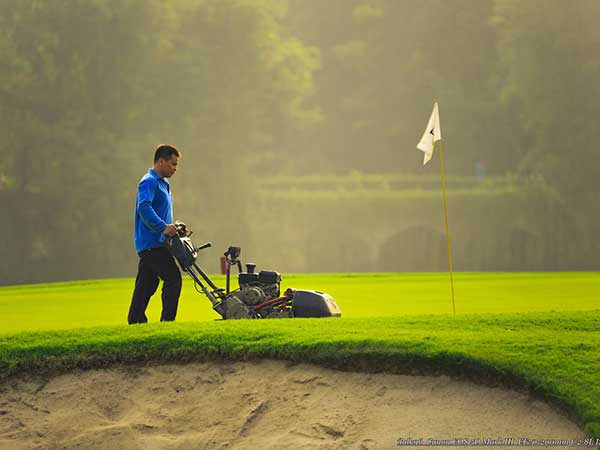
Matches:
[195,242,212,252]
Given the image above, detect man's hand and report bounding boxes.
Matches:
[163,224,178,237]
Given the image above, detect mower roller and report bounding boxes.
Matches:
[166,222,341,320]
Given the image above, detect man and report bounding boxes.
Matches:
[128,144,182,324]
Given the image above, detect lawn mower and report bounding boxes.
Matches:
[166,222,341,320]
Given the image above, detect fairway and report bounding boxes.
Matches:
[1,272,600,333]
[2,273,600,440]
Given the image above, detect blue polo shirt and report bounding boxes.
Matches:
[134,168,173,253]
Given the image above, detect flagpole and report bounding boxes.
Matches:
[437,139,456,316]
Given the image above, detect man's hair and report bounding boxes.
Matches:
[154,144,181,163]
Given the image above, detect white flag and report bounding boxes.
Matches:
[416,102,442,165]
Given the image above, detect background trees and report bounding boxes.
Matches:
[1,0,598,283]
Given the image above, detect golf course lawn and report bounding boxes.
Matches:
[1,272,600,332]
[0,272,599,437]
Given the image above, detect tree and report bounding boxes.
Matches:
[0,0,321,283]
[286,0,521,175]
[493,0,600,265]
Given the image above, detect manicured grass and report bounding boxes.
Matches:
[1,273,600,438]
[0,312,599,437]
[1,272,600,332]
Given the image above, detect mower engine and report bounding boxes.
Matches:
[223,269,289,319]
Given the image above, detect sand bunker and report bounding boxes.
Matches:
[0,360,586,450]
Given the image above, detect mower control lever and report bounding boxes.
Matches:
[195,242,211,252]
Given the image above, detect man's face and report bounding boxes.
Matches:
[156,155,179,178]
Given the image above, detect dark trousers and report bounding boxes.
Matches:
[128,247,182,324]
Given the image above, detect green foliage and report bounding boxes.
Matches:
[1,311,599,437]
[0,0,319,284]
[256,173,550,200]
[491,0,600,253]
[2,0,600,282]
[285,0,522,175]
[0,0,164,283]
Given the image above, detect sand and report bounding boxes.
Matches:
[0,360,587,450]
